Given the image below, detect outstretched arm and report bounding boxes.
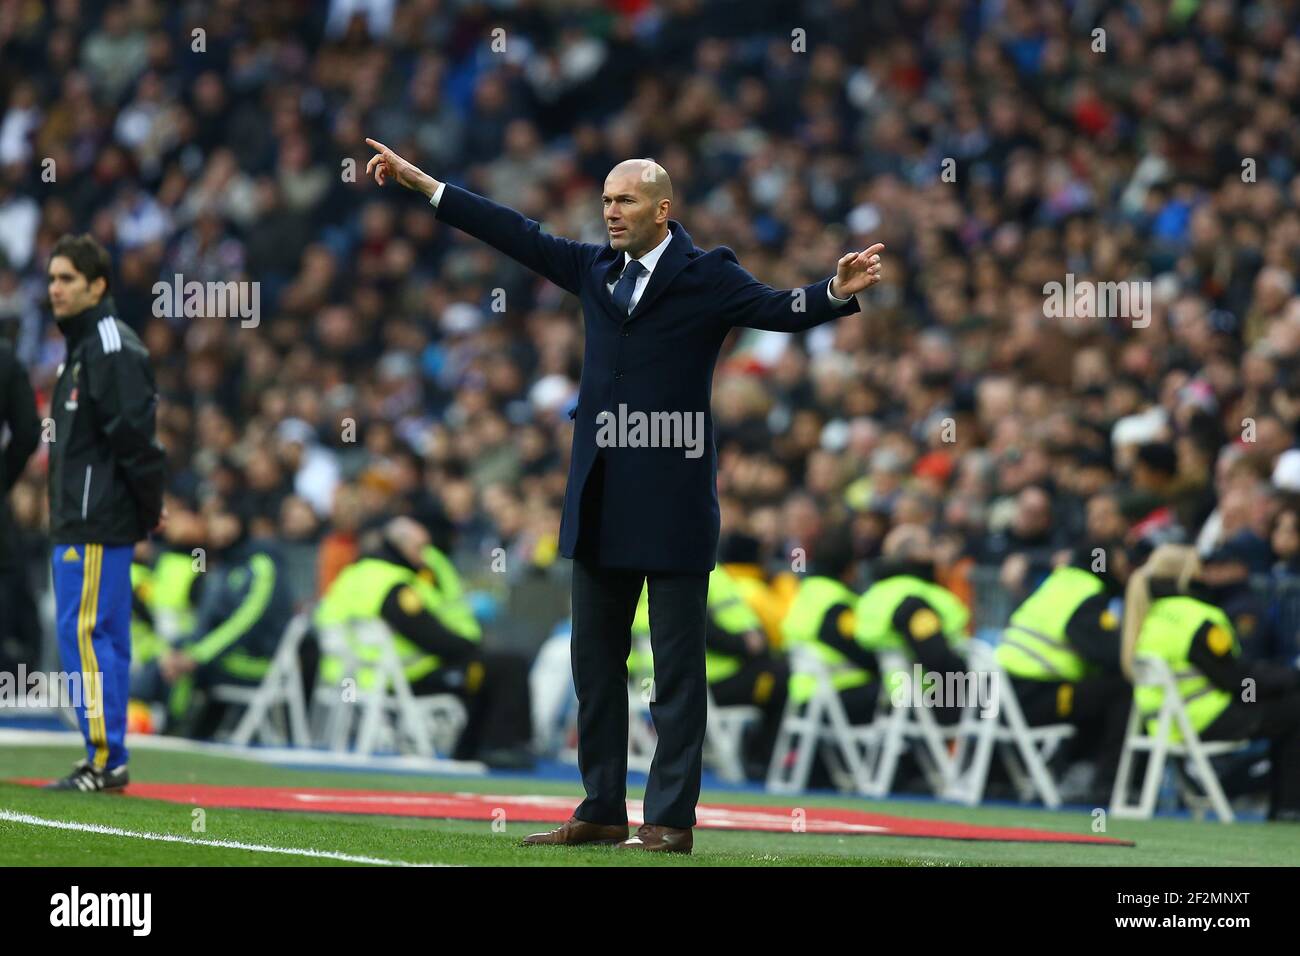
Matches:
[725,242,884,332]
[365,138,596,295]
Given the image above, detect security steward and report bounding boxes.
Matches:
[1125,544,1300,821]
[419,536,482,652]
[995,543,1132,800]
[147,501,295,738]
[316,516,533,768]
[128,547,166,675]
[126,507,205,669]
[145,502,207,641]
[855,524,969,723]
[44,234,166,792]
[126,509,204,730]
[0,324,39,673]
[781,527,878,724]
[630,563,790,781]
[125,546,167,735]
[717,532,791,647]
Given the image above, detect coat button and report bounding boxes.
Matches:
[614,371,623,380]
[621,327,630,337]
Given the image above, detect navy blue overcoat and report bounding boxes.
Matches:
[435,184,860,572]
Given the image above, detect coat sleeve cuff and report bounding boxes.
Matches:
[826,278,853,307]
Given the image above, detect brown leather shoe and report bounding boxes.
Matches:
[617,823,693,854]
[521,815,629,846]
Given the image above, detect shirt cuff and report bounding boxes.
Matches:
[429,181,446,208]
[826,278,852,306]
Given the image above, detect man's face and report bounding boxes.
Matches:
[602,169,664,256]
[163,508,206,546]
[47,255,104,319]
[1086,495,1125,541]
[207,512,243,550]
[1014,488,1050,536]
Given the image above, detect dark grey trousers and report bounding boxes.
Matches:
[569,554,708,829]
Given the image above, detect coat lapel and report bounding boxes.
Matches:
[592,221,696,325]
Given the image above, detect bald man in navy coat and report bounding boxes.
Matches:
[366,138,883,853]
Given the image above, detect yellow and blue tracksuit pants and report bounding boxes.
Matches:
[52,543,132,771]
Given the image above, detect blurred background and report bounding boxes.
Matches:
[1,0,1299,772]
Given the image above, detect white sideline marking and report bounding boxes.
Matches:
[0,810,454,867]
[0,728,486,776]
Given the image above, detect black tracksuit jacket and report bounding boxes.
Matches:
[48,297,165,545]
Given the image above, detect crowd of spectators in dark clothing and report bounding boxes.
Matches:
[2,0,1299,661]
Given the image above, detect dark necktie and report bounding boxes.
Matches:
[612,259,646,315]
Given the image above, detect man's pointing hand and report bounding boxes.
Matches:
[364,138,441,198]
[830,242,885,299]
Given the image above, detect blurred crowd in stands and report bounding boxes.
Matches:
[2,0,1300,666]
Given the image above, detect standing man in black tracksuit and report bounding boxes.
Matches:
[44,234,166,792]
[0,324,40,671]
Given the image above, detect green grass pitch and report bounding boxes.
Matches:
[2,745,1296,866]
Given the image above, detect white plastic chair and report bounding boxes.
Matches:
[309,619,466,758]
[946,640,1075,808]
[869,650,965,798]
[766,644,883,795]
[1110,656,1250,822]
[704,686,761,784]
[214,610,313,748]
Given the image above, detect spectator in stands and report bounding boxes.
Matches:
[987,486,1063,597]
[1270,505,1300,579]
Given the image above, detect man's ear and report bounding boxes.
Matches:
[657,199,671,224]
[90,276,108,302]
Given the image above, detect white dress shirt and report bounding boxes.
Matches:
[605,229,673,313]
[431,181,853,308]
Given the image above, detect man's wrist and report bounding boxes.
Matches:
[827,277,852,305]
[426,178,446,206]
[411,169,439,198]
